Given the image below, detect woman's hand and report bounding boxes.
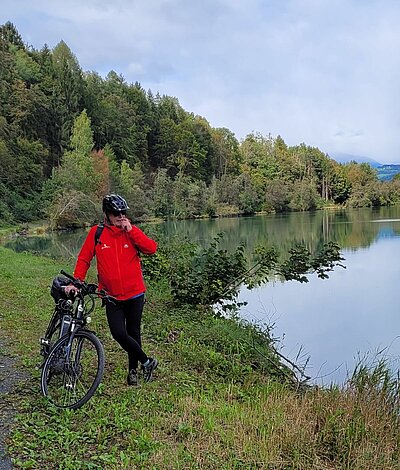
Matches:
[64,285,80,296]
[119,218,132,232]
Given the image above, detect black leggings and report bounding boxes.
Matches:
[105,295,148,371]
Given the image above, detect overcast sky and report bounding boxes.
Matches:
[3,0,400,163]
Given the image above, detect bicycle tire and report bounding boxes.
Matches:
[40,330,105,409]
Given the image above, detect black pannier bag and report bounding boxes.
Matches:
[50,275,70,303]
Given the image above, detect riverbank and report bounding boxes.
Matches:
[0,203,346,240]
[0,246,399,469]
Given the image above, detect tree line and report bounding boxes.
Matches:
[1,21,400,227]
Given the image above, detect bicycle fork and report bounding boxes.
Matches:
[63,303,86,389]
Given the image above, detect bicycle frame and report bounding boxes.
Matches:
[40,293,92,369]
[63,296,86,360]
[40,271,112,409]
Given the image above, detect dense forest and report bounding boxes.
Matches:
[1,21,400,228]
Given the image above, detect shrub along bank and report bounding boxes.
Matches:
[0,246,399,469]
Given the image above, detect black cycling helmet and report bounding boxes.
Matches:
[102,194,129,214]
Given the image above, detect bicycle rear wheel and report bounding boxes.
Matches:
[41,330,105,409]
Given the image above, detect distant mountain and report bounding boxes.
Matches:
[376,165,400,181]
[330,152,382,168]
[329,152,400,181]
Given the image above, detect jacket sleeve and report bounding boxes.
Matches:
[129,226,157,254]
[73,226,96,280]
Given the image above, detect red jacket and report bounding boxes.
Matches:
[74,224,157,300]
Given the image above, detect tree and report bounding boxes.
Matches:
[0,136,47,221]
[183,115,215,182]
[236,173,263,214]
[69,109,94,154]
[151,168,173,217]
[46,110,101,227]
[344,162,377,188]
[264,179,292,212]
[92,149,110,198]
[52,40,85,150]
[31,44,63,172]
[152,117,178,169]
[117,160,149,218]
[97,93,139,165]
[168,234,344,310]
[216,173,241,209]
[14,49,41,86]
[240,133,280,184]
[0,34,18,119]
[289,180,320,211]
[156,95,187,123]
[0,22,24,48]
[211,128,241,178]
[171,177,207,218]
[168,124,207,180]
[330,164,351,204]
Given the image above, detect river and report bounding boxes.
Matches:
[6,206,400,385]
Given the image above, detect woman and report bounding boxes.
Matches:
[65,194,158,386]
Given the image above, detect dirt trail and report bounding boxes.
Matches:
[0,338,28,470]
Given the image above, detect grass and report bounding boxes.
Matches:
[0,246,400,469]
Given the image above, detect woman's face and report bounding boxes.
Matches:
[107,211,126,227]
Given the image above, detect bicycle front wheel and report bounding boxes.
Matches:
[41,330,105,409]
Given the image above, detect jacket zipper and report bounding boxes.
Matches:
[115,236,123,294]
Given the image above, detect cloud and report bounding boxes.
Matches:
[3,0,400,162]
[334,129,364,138]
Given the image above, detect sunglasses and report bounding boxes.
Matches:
[109,210,127,217]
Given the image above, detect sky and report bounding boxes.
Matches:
[3,0,400,163]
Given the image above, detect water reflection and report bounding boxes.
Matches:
[5,230,90,261]
[239,236,400,385]
[159,206,400,254]
[6,206,400,258]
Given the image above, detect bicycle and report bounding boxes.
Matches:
[39,270,114,409]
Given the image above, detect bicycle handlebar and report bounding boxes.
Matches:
[60,269,76,283]
[60,270,115,303]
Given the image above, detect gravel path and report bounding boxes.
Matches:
[0,338,28,470]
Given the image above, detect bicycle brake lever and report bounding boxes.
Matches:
[86,283,97,294]
[101,295,116,306]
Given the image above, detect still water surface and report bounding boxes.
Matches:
[6,207,400,384]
